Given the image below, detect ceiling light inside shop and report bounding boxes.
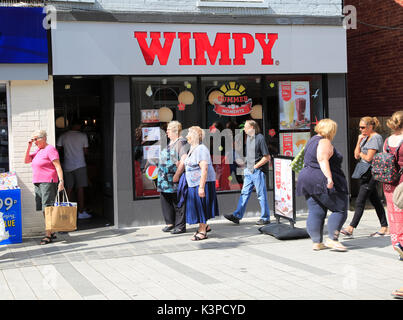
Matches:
[162,78,167,85]
[64,84,71,90]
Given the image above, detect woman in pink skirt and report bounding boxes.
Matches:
[383,111,403,261]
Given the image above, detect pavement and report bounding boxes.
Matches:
[0,208,401,301]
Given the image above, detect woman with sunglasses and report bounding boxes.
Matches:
[342,117,388,237]
[24,130,64,245]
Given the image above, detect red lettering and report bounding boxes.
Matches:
[134,32,176,65]
[232,33,255,65]
[178,32,192,65]
[194,32,231,65]
[255,33,278,65]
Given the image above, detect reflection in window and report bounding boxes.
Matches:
[202,76,264,192]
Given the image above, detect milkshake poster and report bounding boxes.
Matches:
[274,157,294,220]
[279,81,310,130]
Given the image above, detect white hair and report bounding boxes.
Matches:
[31,129,47,140]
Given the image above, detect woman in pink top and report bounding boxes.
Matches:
[24,130,64,245]
[383,111,403,300]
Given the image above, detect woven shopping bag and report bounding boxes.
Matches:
[44,189,77,232]
[290,145,305,173]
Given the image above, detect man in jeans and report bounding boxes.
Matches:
[224,120,271,225]
[57,120,91,220]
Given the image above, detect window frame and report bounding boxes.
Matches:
[0,81,11,172]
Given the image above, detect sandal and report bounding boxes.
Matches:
[391,290,403,299]
[370,231,385,237]
[340,228,353,237]
[193,225,212,236]
[51,232,57,239]
[191,232,208,241]
[40,236,52,245]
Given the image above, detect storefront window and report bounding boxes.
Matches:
[0,84,9,172]
[131,75,325,199]
[131,77,198,198]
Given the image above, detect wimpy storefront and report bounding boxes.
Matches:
[51,20,349,227]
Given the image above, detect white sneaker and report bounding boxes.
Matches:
[78,211,92,219]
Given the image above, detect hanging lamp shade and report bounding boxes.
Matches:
[208,90,224,105]
[178,90,194,105]
[159,107,173,122]
[56,116,68,129]
[251,104,262,119]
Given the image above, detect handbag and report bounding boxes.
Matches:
[351,161,371,179]
[393,183,403,210]
[290,145,305,173]
[44,189,77,232]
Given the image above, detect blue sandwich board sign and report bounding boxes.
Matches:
[0,189,22,245]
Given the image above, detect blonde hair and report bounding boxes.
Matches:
[360,116,381,131]
[31,129,47,140]
[188,126,204,143]
[167,121,182,135]
[314,119,338,141]
[386,111,403,133]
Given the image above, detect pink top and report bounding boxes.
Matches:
[30,144,60,183]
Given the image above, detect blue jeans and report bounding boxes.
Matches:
[306,191,348,243]
[233,169,270,221]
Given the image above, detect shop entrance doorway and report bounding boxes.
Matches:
[53,77,114,230]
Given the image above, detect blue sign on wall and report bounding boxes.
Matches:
[0,189,22,245]
[0,7,48,63]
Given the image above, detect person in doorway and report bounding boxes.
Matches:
[157,121,188,234]
[57,120,91,220]
[24,130,64,245]
[224,120,271,225]
[296,119,349,251]
[382,111,403,261]
[341,116,388,237]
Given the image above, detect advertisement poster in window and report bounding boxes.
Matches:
[279,81,310,130]
[141,109,159,123]
[273,157,295,221]
[279,132,310,157]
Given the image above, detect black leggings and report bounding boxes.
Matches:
[350,174,388,228]
[160,192,186,230]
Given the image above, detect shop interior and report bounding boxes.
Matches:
[53,77,114,230]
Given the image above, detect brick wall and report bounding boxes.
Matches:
[9,77,55,236]
[345,0,403,117]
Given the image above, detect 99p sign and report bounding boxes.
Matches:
[0,189,22,245]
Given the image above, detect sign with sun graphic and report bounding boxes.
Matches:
[212,81,253,116]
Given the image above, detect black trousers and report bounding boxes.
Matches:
[160,192,186,230]
[350,173,388,228]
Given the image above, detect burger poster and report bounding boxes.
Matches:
[279,81,310,130]
[274,157,294,220]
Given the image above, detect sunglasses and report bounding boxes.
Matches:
[31,137,43,142]
[359,126,367,129]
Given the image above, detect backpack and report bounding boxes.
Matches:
[371,138,403,184]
